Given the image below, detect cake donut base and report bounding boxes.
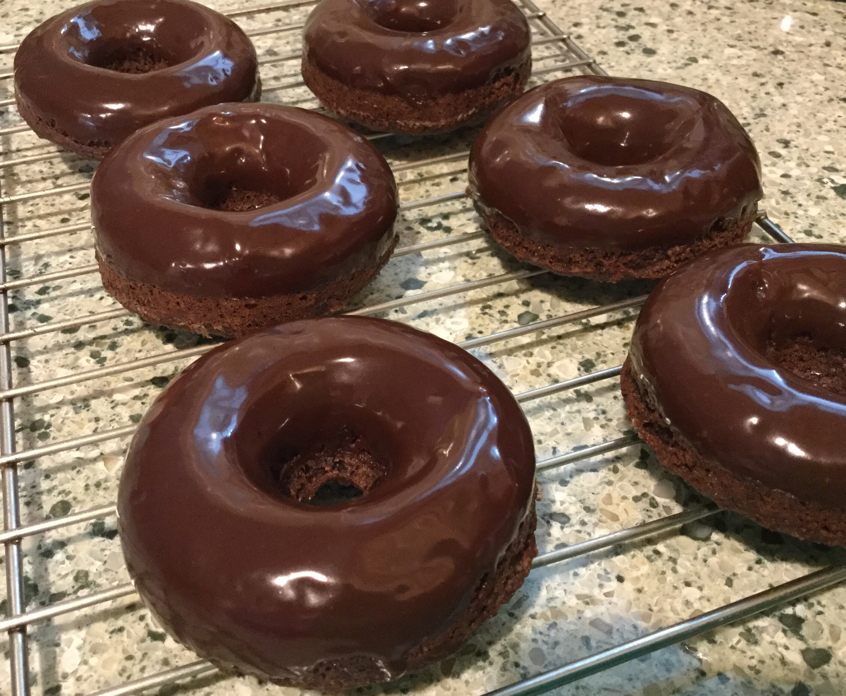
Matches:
[473,203,757,282]
[96,235,394,338]
[302,56,530,135]
[620,357,846,547]
[16,92,115,161]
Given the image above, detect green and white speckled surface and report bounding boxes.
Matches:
[0,0,845,695]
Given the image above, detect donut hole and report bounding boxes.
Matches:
[237,401,399,507]
[62,1,208,74]
[271,428,389,506]
[166,118,330,211]
[554,87,698,167]
[727,261,846,397]
[765,335,846,398]
[195,174,292,212]
[250,427,389,507]
[83,39,180,74]
[363,0,460,33]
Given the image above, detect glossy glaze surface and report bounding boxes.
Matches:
[628,244,846,508]
[14,0,258,149]
[468,76,763,250]
[117,316,536,680]
[303,0,531,97]
[92,103,398,297]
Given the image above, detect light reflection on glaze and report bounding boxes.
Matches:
[303,0,530,97]
[628,244,846,508]
[91,104,398,298]
[468,76,763,250]
[14,0,258,153]
[250,156,373,232]
[176,50,236,88]
[193,375,248,460]
[117,317,536,681]
[65,14,101,48]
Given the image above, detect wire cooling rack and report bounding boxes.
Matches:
[1,1,845,695]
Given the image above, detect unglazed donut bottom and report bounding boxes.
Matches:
[91,104,398,337]
[622,244,846,546]
[468,76,764,281]
[302,0,531,134]
[118,316,538,692]
[14,0,259,159]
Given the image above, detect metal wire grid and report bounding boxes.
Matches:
[0,1,843,695]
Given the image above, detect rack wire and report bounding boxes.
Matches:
[0,1,844,695]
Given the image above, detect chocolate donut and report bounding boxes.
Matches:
[14,0,259,159]
[469,76,764,281]
[91,103,398,337]
[621,244,846,546]
[118,316,537,691]
[302,0,531,134]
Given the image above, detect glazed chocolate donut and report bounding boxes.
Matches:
[622,244,846,546]
[118,316,537,691]
[469,76,764,281]
[302,0,531,134]
[14,0,259,159]
[91,103,398,337]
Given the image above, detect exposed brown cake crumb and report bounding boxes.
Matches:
[473,200,758,282]
[95,236,395,338]
[89,44,173,74]
[302,56,531,134]
[765,335,846,397]
[272,428,388,504]
[206,186,283,213]
[621,357,846,546]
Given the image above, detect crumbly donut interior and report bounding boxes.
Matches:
[765,335,846,397]
[204,186,283,212]
[271,428,389,506]
[86,42,174,73]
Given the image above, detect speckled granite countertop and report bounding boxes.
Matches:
[0,1,844,695]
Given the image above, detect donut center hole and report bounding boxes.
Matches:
[364,0,459,32]
[727,257,846,399]
[555,89,697,167]
[765,333,846,398]
[202,185,285,213]
[84,39,178,74]
[195,174,297,212]
[151,120,329,211]
[270,429,388,507]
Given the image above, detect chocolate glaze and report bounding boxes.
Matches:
[628,244,846,509]
[468,76,763,250]
[91,103,398,297]
[303,0,530,98]
[117,316,536,681]
[14,0,258,152]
